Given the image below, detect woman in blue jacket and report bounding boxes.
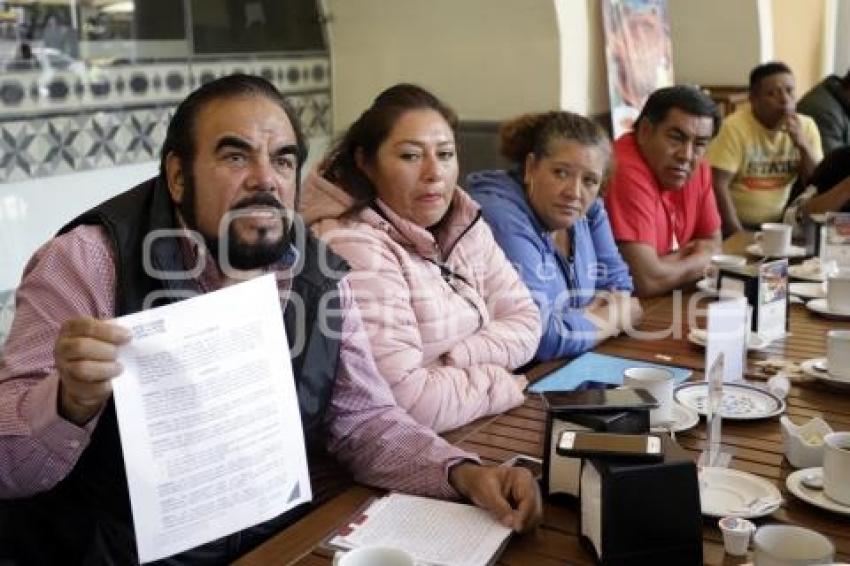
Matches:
[467,111,641,360]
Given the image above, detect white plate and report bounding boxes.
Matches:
[789,264,827,282]
[651,402,700,434]
[800,358,850,389]
[687,328,770,352]
[675,382,785,420]
[699,467,782,518]
[789,282,825,300]
[746,243,808,258]
[786,467,850,516]
[696,278,717,295]
[806,298,850,319]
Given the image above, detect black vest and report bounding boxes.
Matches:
[15,177,349,565]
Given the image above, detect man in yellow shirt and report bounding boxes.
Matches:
[707,62,822,234]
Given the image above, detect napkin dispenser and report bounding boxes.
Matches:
[542,404,649,499]
[579,435,702,565]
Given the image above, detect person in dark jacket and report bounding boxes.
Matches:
[467,111,641,360]
[798,71,850,155]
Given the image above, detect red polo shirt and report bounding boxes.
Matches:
[605,133,721,255]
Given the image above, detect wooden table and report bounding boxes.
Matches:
[238,234,850,565]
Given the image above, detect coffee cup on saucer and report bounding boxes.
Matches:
[826,269,850,314]
[334,546,415,566]
[826,330,850,381]
[823,431,850,507]
[623,367,673,427]
[756,223,792,256]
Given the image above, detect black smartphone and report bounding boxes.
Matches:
[556,431,663,462]
[501,455,543,481]
[541,387,658,412]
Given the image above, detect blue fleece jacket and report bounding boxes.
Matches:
[466,169,633,360]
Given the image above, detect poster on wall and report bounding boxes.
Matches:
[602,0,674,138]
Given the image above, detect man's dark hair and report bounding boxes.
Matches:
[159,73,307,179]
[749,61,793,93]
[841,69,850,88]
[634,85,721,137]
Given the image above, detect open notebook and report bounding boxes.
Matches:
[328,493,512,566]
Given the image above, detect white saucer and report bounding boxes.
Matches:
[789,282,825,300]
[805,298,850,319]
[800,358,850,389]
[687,328,770,352]
[746,243,807,258]
[699,467,782,518]
[786,467,850,516]
[651,402,700,434]
[675,381,785,420]
[789,264,827,282]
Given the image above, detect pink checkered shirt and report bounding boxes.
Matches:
[0,225,476,498]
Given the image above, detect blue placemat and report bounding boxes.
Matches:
[528,352,692,393]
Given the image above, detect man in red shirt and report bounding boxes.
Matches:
[605,86,722,297]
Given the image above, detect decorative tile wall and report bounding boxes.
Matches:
[0,55,331,183]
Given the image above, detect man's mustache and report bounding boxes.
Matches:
[230,193,285,212]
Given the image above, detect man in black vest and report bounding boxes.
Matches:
[0,75,541,564]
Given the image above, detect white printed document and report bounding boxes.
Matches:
[112,275,311,563]
[329,493,512,566]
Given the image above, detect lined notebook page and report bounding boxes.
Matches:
[330,493,512,566]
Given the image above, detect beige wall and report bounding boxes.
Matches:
[772,0,826,93]
[668,0,764,87]
[326,0,562,130]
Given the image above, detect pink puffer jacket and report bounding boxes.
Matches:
[301,172,541,433]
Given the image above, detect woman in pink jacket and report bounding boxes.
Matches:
[301,84,541,433]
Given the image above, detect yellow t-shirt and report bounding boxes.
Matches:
[706,106,822,226]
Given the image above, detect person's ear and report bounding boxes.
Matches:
[165,153,185,204]
[636,119,652,145]
[354,147,374,182]
[523,153,537,186]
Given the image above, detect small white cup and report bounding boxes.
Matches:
[826,269,850,314]
[757,223,792,256]
[334,546,415,566]
[824,431,850,507]
[827,330,850,381]
[753,524,834,565]
[718,516,755,556]
[623,367,674,426]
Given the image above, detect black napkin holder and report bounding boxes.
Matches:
[542,404,649,499]
[579,435,702,565]
[719,263,790,333]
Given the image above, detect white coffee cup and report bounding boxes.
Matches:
[826,330,850,381]
[753,524,834,565]
[623,367,674,426]
[826,269,850,314]
[757,223,792,256]
[823,431,850,507]
[334,546,415,566]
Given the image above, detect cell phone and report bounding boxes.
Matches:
[556,431,663,462]
[542,387,658,412]
[501,455,543,481]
